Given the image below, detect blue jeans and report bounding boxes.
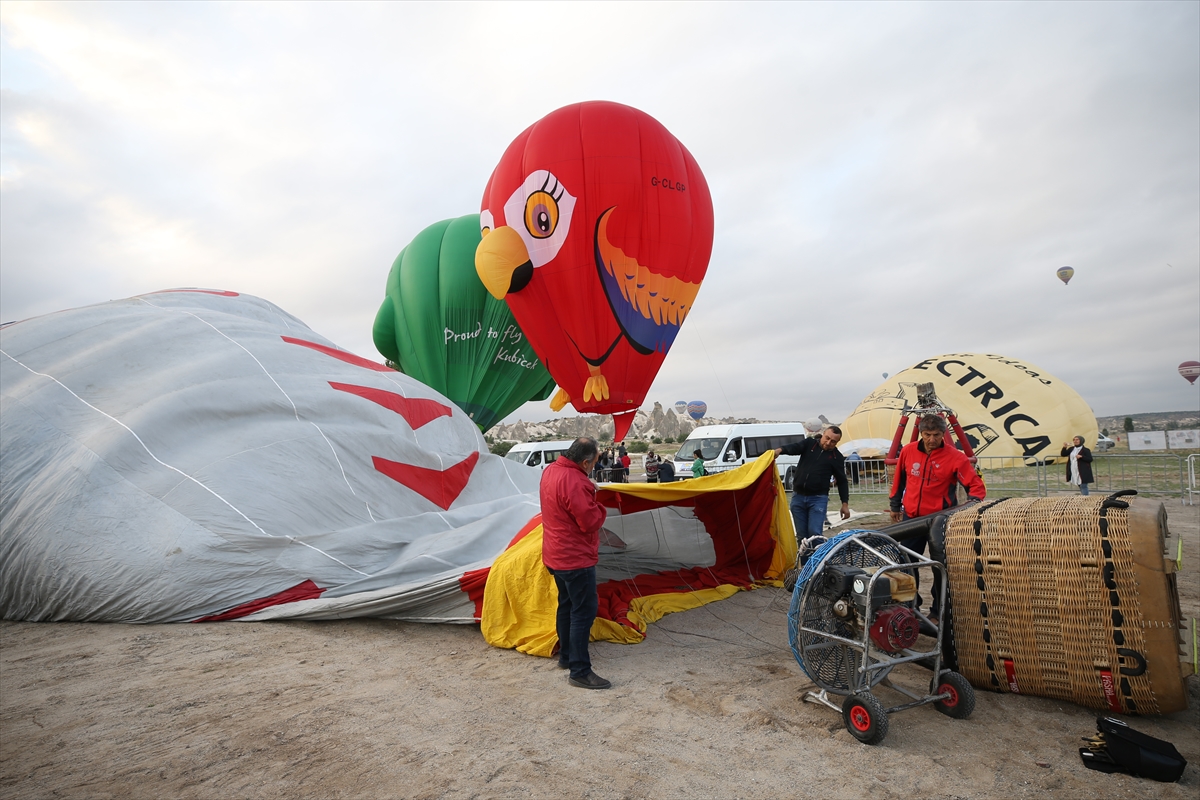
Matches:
[548,566,598,680]
[789,494,829,542]
[1079,483,1090,496]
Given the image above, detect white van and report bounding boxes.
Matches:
[670,423,811,487]
[503,440,574,471]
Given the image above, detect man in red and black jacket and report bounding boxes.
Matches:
[888,415,986,618]
[541,437,611,689]
[889,415,986,523]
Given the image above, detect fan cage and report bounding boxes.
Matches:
[787,530,910,692]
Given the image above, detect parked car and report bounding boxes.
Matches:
[1095,435,1116,452]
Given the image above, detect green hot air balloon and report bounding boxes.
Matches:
[373,214,555,431]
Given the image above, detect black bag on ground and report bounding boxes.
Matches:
[1079,716,1187,782]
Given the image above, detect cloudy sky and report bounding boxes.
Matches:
[2,1,1197,426]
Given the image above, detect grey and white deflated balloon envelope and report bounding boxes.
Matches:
[0,290,540,623]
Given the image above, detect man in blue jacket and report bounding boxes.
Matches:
[775,426,850,543]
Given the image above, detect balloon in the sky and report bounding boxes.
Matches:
[674,401,688,415]
[1056,266,1074,285]
[804,418,824,434]
[374,215,556,431]
[475,101,714,441]
[882,372,889,379]
[1180,361,1200,385]
[687,401,707,421]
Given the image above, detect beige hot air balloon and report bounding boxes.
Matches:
[841,353,1097,466]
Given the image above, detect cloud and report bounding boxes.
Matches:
[2,1,1196,426]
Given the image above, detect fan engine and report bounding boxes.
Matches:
[787,530,975,745]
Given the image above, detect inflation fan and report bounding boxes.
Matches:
[787,530,975,745]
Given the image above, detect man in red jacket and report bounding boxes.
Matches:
[889,415,986,522]
[889,416,986,618]
[541,437,611,689]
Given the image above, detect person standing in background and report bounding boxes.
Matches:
[1060,436,1094,495]
[846,450,862,486]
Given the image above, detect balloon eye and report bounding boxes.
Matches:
[524,191,559,239]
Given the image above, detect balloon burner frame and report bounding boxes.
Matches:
[884,382,977,466]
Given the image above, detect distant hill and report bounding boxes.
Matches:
[1095,410,1199,434]
[488,402,785,443]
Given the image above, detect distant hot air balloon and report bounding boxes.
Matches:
[687,401,707,421]
[674,401,688,415]
[882,372,889,379]
[1056,266,1074,285]
[804,418,824,434]
[373,214,555,431]
[475,101,714,441]
[1180,361,1200,385]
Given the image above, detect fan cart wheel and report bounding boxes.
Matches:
[934,671,976,719]
[842,693,889,745]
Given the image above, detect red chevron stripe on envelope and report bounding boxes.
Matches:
[329,382,452,429]
[373,451,479,509]
[282,336,393,372]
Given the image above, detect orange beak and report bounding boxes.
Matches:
[475,226,533,300]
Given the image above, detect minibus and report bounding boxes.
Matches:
[502,440,574,471]
[670,423,812,488]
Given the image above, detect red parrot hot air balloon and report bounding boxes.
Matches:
[475,101,714,441]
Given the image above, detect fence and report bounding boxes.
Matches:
[1188,454,1199,505]
[638,454,1192,500]
[838,453,1190,501]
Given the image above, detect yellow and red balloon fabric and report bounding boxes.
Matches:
[475,101,714,441]
[476,454,796,656]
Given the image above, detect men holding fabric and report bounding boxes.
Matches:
[774,426,850,543]
[540,437,612,690]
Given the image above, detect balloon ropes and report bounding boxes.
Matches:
[373,214,555,431]
[475,101,715,442]
[1056,266,1074,285]
[1180,361,1200,385]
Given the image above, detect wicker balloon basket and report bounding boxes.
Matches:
[940,493,1191,715]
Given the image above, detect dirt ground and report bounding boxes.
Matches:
[2,497,1198,799]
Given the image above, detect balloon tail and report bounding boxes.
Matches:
[612,411,636,443]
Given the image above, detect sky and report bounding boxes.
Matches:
[2,1,1197,427]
